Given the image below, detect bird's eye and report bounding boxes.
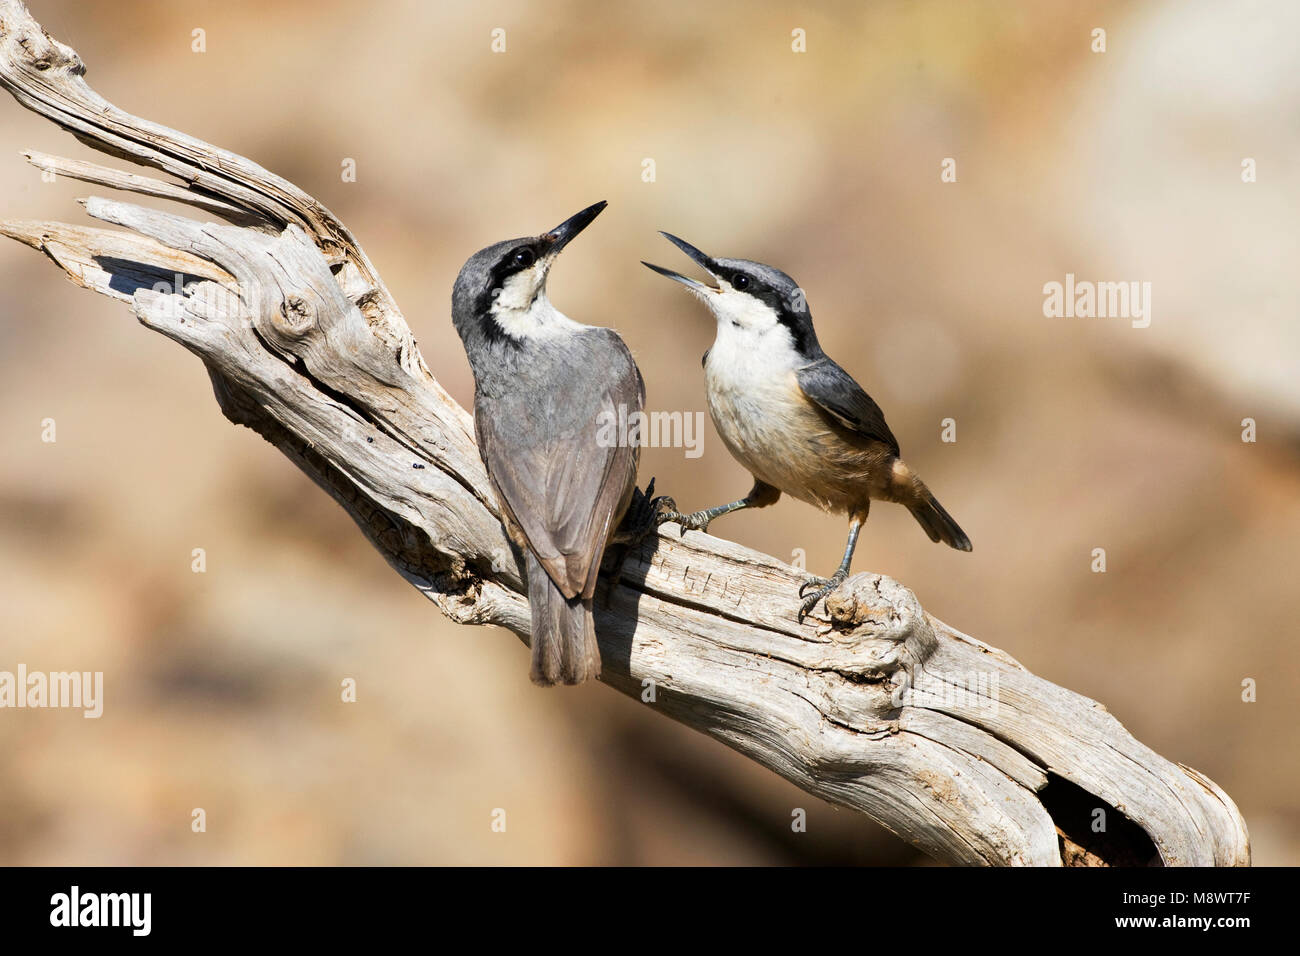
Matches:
[732,273,750,290]
[512,248,536,268]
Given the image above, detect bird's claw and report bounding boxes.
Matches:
[611,477,667,547]
[647,485,678,526]
[797,570,848,621]
[654,495,713,537]
[605,479,672,605]
[653,495,678,523]
[798,577,828,598]
[664,509,713,537]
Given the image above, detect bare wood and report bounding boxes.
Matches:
[23,149,271,226]
[0,0,1249,866]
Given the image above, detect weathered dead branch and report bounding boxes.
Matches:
[0,0,1249,865]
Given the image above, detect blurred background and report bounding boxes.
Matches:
[1,0,1297,864]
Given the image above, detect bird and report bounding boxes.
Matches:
[643,232,971,620]
[452,201,646,685]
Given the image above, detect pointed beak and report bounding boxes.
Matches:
[641,232,720,294]
[543,200,607,254]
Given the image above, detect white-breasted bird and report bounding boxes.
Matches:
[643,233,971,619]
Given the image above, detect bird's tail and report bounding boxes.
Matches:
[526,550,601,686]
[907,481,973,552]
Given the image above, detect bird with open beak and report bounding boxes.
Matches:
[644,232,971,619]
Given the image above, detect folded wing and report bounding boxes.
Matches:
[477,328,644,599]
[796,357,900,456]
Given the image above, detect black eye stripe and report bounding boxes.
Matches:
[718,262,817,354]
[778,312,811,353]
[470,242,544,322]
[492,245,540,284]
[748,279,813,353]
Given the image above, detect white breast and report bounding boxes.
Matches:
[703,322,817,493]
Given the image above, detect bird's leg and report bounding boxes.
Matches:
[604,478,673,604]
[658,479,780,537]
[798,515,864,620]
[610,477,671,547]
[661,497,748,536]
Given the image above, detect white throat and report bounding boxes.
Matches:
[489,281,585,341]
[706,286,783,332]
[705,309,801,384]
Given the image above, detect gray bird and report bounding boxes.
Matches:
[453,201,645,684]
[643,233,971,619]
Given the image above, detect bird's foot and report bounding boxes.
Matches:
[657,505,716,537]
[606,479,671,605]
[798,568,849,621]
[612,477,670,547]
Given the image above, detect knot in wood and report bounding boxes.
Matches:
[17,31,82,75]
[824,573,924,641]
[277,294,315,334]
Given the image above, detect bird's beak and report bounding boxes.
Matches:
[543,200,608,254]
[641,232,720,295]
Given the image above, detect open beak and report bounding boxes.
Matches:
[641,232,720,294]
[543,200,607,254]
